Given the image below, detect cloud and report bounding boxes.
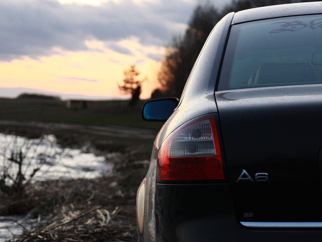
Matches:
[58,76,99,82]
[108,44,133,56]
[0,0,229,61]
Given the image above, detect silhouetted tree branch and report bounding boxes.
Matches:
[118,65,146,106]
[157,0,313,98]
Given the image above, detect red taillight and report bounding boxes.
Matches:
[158,116,224,181]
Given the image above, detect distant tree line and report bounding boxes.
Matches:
[152,0,314,99]
[17,93,61,101]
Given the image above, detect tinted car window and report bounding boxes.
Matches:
[218,15,322,90]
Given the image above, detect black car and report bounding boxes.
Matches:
[137,2,322,241]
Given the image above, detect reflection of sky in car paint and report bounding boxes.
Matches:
[0,0,229,100]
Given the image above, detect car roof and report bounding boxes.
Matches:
[233,2,322,24]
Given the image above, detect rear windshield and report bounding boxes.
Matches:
[218,15,322,90]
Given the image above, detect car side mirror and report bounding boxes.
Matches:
[142,98,179,121]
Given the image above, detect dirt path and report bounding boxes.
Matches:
[0,120,156,139]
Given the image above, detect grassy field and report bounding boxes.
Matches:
[0,98,163,131]
[0,98,159,241]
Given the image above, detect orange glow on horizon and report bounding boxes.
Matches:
[0,39,163,100]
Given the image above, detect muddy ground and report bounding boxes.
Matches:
[0,123,154,241]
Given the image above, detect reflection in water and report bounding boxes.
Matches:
[0,215,24,241]
[0,134,113,241]
[0,134,112,181]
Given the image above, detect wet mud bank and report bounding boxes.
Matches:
[0,123,152,241]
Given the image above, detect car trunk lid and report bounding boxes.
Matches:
[215,85,322,223]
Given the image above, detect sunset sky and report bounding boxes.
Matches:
[0,0,228,100]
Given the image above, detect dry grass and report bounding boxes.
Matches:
[13,178,139,241]
[0,111,154,241]
[3,147,149,241]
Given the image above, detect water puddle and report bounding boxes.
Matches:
[0,133,113,241]
[0,133,112,181]
[0,216,24,241]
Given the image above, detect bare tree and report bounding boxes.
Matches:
[118,65,146,106]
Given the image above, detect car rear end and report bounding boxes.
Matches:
[138,3,322,241]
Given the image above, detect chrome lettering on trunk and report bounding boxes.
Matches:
[237,169,268,182]
[237,169,253,182]
[255,173,269,182]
